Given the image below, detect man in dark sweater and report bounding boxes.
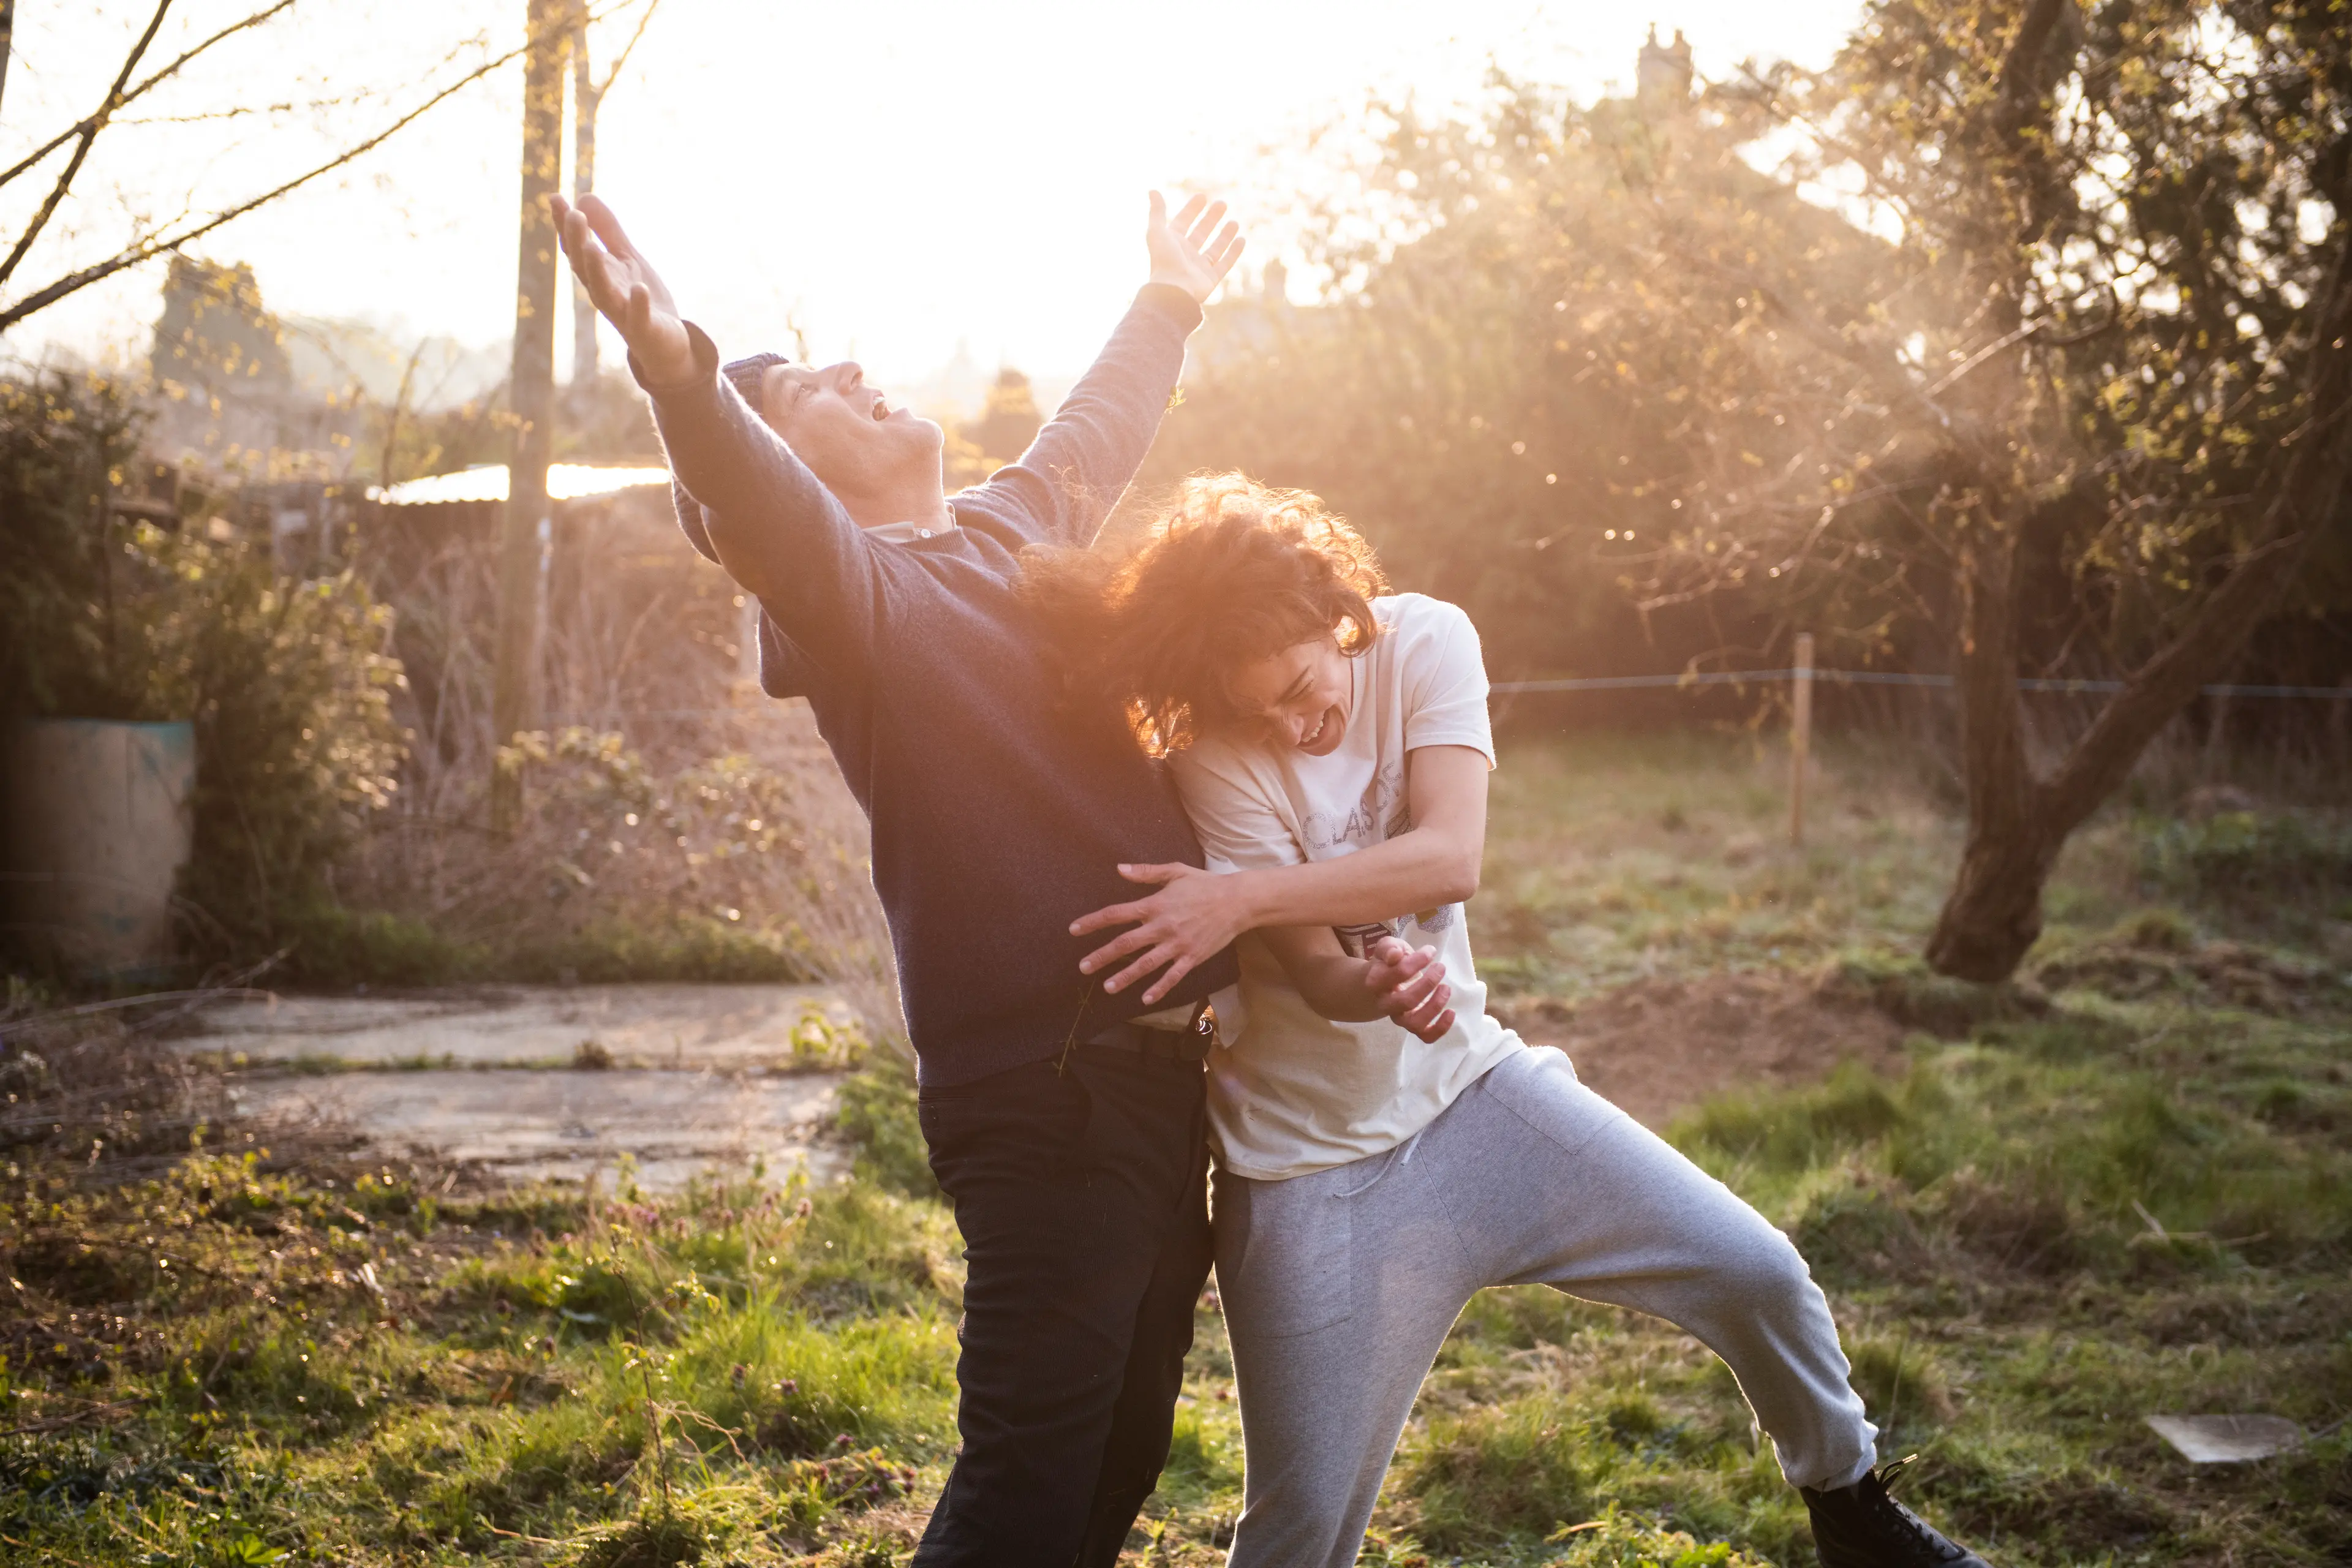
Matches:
[553,190,1246,1566]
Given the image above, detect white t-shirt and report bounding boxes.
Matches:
[1169,592,1526,1181]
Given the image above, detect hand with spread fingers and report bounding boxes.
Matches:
[1146,190,1246,304]
[1366,935,1455,1044]
[1073,861,1249,1008]
[551,193,695,386]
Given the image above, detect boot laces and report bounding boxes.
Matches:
[1862,1456,1959,1561]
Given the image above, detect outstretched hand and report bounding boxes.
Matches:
[1072,861,1251,1008]
[551,194,695,386]
[1367,936,1456,1044]
[1146,191,1245,304]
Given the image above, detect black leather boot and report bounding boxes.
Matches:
[1800,1457,1992,1567]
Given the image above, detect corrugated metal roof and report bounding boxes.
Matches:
[366,463,671,506]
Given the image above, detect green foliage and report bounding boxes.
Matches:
[0,372,152,718]
[835,1063,939,1199]
[144,532,407,957]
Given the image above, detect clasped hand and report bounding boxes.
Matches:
[1072,865,1457,1043]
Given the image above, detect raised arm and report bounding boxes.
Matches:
[554,195,881,657]
[972,192,1243,548]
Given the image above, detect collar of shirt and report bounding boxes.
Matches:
[865,513,959,545]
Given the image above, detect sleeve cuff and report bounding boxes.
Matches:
[628,320,725,399]
[1134,282,1205,336]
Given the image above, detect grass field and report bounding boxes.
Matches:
[6,731,2349,1566]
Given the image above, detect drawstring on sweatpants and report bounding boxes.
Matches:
[1333,1126,1425,1198]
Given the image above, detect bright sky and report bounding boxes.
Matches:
[6,0,1864,397]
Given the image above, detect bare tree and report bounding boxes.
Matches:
[0,2,633,336]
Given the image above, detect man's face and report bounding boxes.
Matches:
[758,360,943,498]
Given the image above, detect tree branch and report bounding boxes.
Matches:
[0,34,529,333]
[0,0,175,289]
[597,0,661,97]
[0,1,299,192]
[1992,0,2077,148]
[2038,531,2307,830]
[2040,202,2352,833]
[1660,236,1988,466]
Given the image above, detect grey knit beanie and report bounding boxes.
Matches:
[722,351,789,412]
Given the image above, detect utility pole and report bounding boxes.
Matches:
[491,0,573,832]
[569,0,662,397]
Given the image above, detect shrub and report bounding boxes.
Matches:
[0,371,405,975]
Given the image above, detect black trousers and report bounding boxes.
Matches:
[911,1044,1212,1568]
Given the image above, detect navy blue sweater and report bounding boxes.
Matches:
[646,285,1237,1086]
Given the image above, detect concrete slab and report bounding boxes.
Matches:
[182,983,851,1070]
[230,1066,850,1193]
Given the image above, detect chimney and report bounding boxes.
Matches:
[1637,24,1694,113]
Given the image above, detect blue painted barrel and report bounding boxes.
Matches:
[2,718,197,980]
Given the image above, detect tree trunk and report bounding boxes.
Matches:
[1926,816,2062,982]
[1924,518,2048,979]
[491,0,571,833]
[568,21,600,393]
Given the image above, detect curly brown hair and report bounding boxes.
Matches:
[1019,472,1387,754]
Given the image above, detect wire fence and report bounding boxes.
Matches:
[1490,670,2352,698]
[533,671,2352,726]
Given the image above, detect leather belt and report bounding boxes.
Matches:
[1084,1005,1215,1064]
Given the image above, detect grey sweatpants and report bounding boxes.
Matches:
[1212,1046,1875,1568]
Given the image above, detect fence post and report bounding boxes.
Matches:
[1790,633,1814,846]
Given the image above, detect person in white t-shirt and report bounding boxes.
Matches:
[1027,473,1993,1568]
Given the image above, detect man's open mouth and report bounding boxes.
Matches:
[872,394,891,422]
[1302,709,1332,747]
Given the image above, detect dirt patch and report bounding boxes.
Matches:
[1494,973,1909,1128]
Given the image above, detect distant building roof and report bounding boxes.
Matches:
[366,462,671,506]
